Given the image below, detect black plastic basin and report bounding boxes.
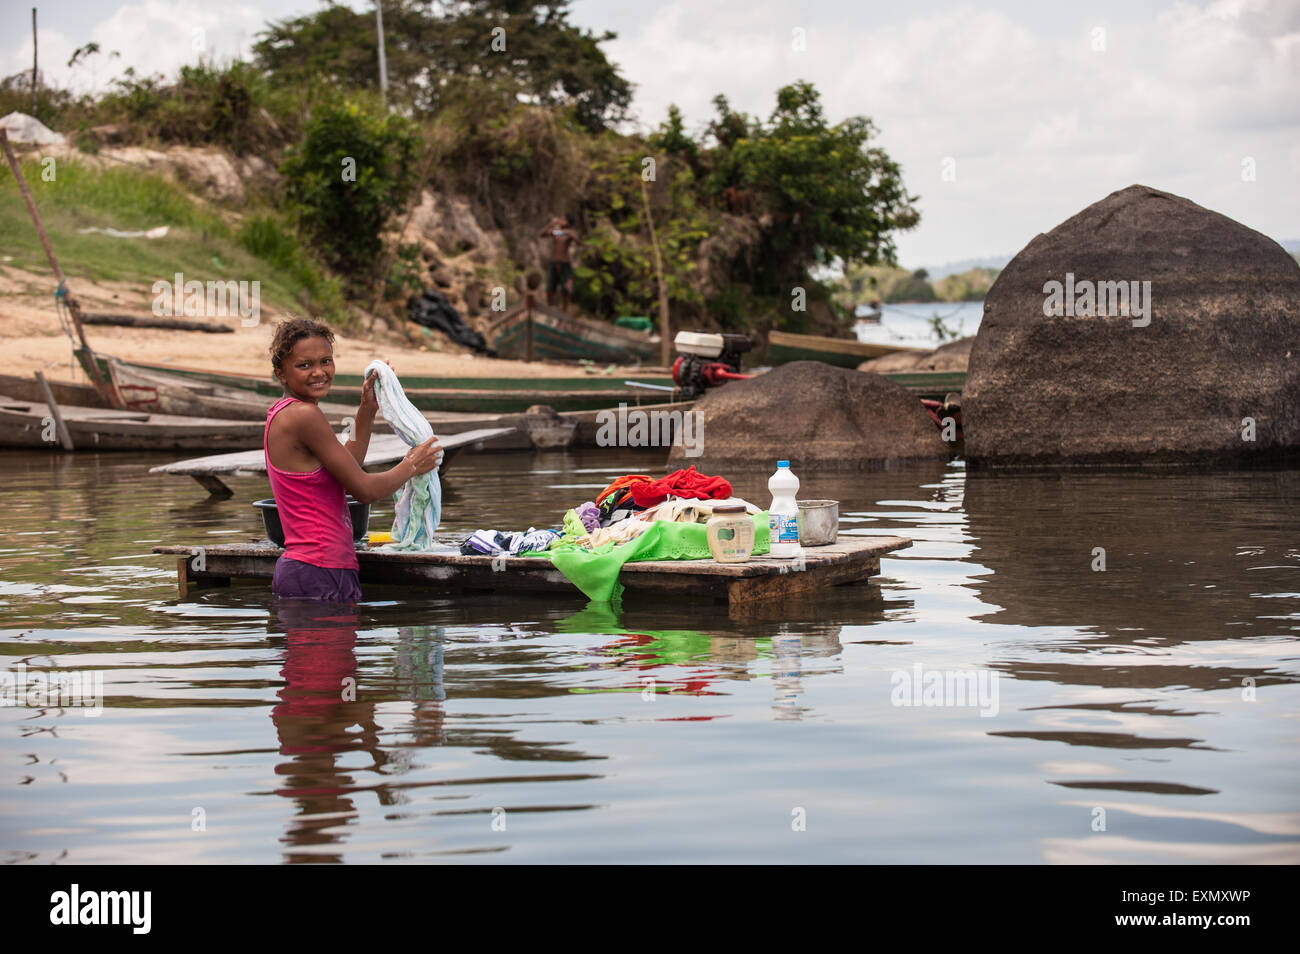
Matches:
[253,497,370,547]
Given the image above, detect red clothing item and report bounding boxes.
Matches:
[628,466,732,507]
[596,473,653,505]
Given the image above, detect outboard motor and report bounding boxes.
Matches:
[672,331,752,399]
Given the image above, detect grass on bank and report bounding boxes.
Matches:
[0,158,347,325]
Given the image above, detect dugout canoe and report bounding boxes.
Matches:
[766,330,910,369]
[485,300,662,365]
[104,359,360,421]
[0,394,265,452]
[77,350,676,414]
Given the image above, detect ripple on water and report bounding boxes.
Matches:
[0,449,1297,862]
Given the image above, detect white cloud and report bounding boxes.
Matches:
[606,0,1300,263]
[2,1,265,95]
[4,0,1296,263]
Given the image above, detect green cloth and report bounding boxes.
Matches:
[546,512,769,602]
[559,508,587,544]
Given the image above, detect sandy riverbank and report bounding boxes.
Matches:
[0,265,650,383]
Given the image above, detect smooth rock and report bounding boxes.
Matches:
[964,184,1300,468]
[668,360,949,470]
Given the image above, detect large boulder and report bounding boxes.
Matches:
[859,336,974,373]
[668,360,949,470]
[965,185,1300,467]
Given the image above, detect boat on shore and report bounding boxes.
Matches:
[76,350,676,414]
[484,298,662,365]
[765,330,911,369]
[105,359,359,421]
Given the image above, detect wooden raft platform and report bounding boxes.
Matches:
[154,535,911,604]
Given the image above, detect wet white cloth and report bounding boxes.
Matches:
[364,360,442,550]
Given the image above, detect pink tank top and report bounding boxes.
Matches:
[264,396,358,570]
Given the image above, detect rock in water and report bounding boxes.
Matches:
[668,360,949,470]
[965,185,1300,468]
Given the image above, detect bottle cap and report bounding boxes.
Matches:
[777,460,789,467]
[713,504,746,514]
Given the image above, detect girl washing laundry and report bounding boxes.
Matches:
[264,318,442,602]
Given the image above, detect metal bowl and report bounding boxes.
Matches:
[798,499,839,546]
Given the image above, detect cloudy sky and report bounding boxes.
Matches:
[4,0,1297,267]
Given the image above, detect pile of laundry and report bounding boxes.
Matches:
[456,465,756,556]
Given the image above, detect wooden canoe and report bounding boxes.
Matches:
[105,359,360,421]
[766,330,910,368]
[485,300,661,365]
[0,394,265,452]
[0,373,106,408]
[79,350,675,414]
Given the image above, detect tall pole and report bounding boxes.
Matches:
[375,2,388,109]
[31,8,38,116]
[0,128,118,407]
[640,175,671,368]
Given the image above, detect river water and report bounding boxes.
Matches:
[2,448,1297,863]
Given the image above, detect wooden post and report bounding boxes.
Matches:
[0,128,119,407]
[375,1,388,110]
[31,9,38,117]
[525,293,535,362]
[34,371,74,450]
[639,174,671,367]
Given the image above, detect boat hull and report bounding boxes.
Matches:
[486,302,661,365]
[766,330,908,368]
[81,351,674,413]
[0,397,263,452]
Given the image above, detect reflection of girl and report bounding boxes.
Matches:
[265,318,442,601]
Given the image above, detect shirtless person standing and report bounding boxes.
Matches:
[539,214,579,309]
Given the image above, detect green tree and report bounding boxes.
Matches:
[705,81,919,298]
[280,100,419,286]
[253,0,632,130]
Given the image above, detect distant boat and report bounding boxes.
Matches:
[0,393,264,451]
[105,359,357,421]
[766,330,910,369]
[75,349,676,414]
[485,297,661,365]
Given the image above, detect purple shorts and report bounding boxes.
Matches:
[272,556,362,602]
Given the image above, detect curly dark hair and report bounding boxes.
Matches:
[270,317,335,372]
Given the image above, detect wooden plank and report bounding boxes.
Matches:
[149,427,515,477]
[153,535,911,603]
[34,371,74,450]
[176,555,230,599]
[191,474,234,498]
[768,330,909,363]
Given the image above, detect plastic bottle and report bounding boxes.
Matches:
[767,460,802,559]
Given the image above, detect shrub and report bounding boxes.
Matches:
[280,100,419,291]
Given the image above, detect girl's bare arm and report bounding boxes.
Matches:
[293,404,440,504]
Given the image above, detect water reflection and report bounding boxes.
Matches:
[2,449,1298,864]
[269,600,375,862]
[963,469,1300,645]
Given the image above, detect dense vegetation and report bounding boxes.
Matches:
[1,0,923,339]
